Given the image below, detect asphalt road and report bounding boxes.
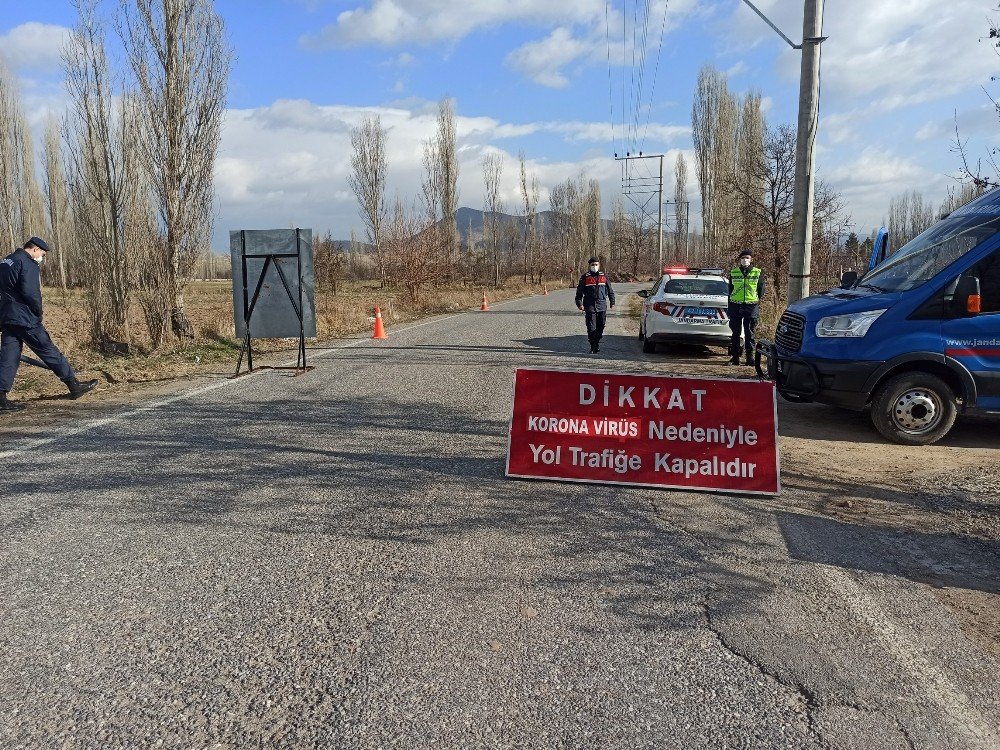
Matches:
[1,286,997,749]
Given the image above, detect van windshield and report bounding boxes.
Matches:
[859,215,1000,292]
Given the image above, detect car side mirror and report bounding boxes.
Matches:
[636,289,650,298]
[952,275,981,316]
[840,271,858,289]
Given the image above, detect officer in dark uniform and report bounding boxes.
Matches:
[0,237,97,411]
[727,248,765,366]
[575,256,615,354]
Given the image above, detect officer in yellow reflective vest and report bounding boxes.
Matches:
[727,248,765,366]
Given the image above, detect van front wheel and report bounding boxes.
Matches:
[871,372,957,445]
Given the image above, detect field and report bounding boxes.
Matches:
[8,279,553,402]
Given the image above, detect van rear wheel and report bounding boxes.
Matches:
[871,372,957,445]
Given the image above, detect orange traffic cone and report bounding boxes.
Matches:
[372,304,388,339]
[543,284,548,295]
[480,292,489,311]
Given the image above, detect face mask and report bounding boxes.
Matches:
[589,264,599,272]
[739,258,751,268]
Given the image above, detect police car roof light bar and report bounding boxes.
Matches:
[663,266,725,276]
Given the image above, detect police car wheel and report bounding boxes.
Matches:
[638,323,645,340]
[871,372,957,446]
[642,337,657,353]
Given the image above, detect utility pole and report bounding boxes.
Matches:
[742,0,826,302]
[616,153,664,274]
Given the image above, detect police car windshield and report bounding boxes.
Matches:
[860,214,1000,292]
[664,278,728,296]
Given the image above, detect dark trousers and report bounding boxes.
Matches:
[728,304,759,362]
[0,324,75,392]
[585,310,607,345]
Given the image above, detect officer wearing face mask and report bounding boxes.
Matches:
[575,256,615,354]
[727,248,765,366]
[0,237,97,411]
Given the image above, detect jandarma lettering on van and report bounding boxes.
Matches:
[946,339,1000,348]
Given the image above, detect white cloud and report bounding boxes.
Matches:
[212,98,690,247]
[505,27,595,88]
[301,0,605,48]
[0,22,72,73]
[731,0,995,112]
[915,104,999,142]
[503,0,699,88]
[819,145,952,227]
[726,61,749,78]
[825,146,928,187]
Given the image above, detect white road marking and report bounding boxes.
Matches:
[818,566,999,749]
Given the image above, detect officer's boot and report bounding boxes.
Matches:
[64,377,98,400]
[0,391,27,412]
[745,347,754,366]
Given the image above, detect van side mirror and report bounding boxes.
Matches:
[952,275,981,316]
[840,271,858,289]
[636,289,650,298]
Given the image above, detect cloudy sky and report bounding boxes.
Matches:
[2,0,998,251]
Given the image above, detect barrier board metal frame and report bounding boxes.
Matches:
[231,228,315,378]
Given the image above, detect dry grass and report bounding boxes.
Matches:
[9,279,550,401]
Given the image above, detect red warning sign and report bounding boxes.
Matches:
[506,368,780,495]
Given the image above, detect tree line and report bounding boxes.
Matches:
[0,0,229,351]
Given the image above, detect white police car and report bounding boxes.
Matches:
[637,267,734,353]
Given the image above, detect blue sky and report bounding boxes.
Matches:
[2,0,998,251]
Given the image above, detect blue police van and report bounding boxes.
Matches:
[758,188,1000,445]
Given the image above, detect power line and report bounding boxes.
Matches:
[632,0,651,149]
[605,0,616,156]
[629,0,637,150]
[622,0,628,151]
[640,0,670,152]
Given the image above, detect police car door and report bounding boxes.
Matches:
[942,246,1000,409]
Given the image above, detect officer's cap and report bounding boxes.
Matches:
[26,236,51,253]
[738,248,753,258]
[588,256,600,264]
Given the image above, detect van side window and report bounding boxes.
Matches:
[967,249,1000,314]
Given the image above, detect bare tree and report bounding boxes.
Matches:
[887,190,935,249]
[733,91,765,249]
[729,123,797,296]
[348,115,388,287]
[64,0,133,345]
[42,116,74,290]
[385,198,434,301]
[122,0,232,338]
[518,152,539,283]
[0,59,20,250]
[14,112,46,243]
[692,66,738,255]
[939,182,981,217]
[673,153,689,261]
[421,99,460,276]
[122,91,173,349]
[482,151,504,288]
[0,59,45,250]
